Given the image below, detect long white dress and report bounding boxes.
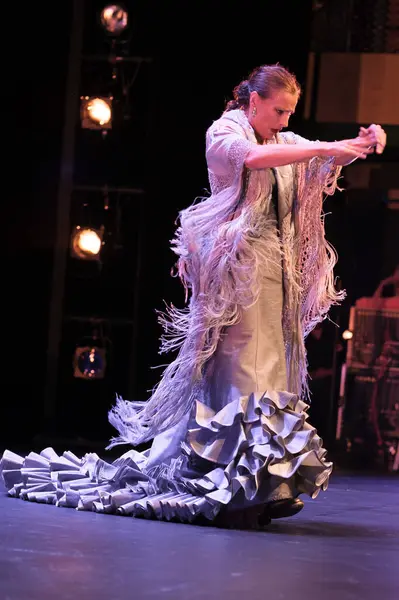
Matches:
[0,111,337,525]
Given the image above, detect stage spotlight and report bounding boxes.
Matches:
[100,4,128,35]
[342,329,353,340]
[81,97,112,129]
[73,346,106,379]
[70,226,104,260]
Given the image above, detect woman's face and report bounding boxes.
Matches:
[248,89,299,141]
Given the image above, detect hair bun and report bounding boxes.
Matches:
[235,80,250,104]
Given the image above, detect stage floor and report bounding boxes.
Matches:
[1,470,398,600]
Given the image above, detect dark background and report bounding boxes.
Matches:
[5,0,398,453]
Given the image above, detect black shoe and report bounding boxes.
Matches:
[213,504,268,530]
[266,498,304,520]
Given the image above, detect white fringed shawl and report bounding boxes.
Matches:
[107,109,345,448]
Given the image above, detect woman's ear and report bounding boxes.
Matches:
[249,91,259,112]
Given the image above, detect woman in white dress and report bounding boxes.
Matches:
[1,64,386,528]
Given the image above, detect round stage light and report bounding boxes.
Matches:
[86,98,112,126]
[100,4,128,35]
[342,330,353,340]
[71,227,103,260]
[73,346,106,379]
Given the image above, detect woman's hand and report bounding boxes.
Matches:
[359,124,387,154]
[322,137,375,163]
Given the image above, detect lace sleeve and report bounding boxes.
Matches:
[205,119,253,179]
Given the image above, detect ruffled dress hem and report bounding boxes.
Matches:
[0,390,332,525]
